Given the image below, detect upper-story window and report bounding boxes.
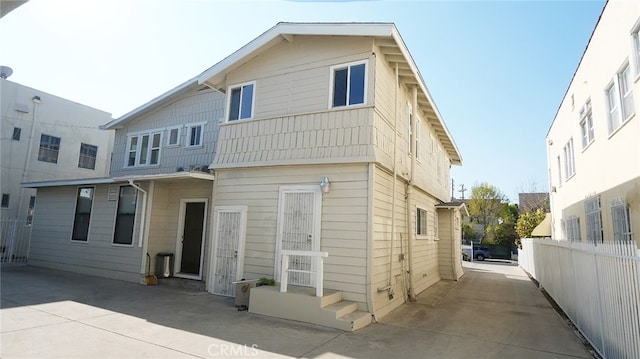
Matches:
[78,143,98,170]
[579,99,594,149]
[167,126,181,146]
[330,60,367,108]
[186,122,206,147]
[228,82,255,121]
[12,127,21,141]
[631,20,640,76]
[563,138,575,180]
[38,134,61,163]
[606,64,634,135]
[126,131,161,167]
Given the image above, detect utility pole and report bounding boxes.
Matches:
[458,184,467,200]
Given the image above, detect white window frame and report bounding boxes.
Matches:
[407,103,413,155]
[71,186,94,243]
[631,19,640,77]
[556,155,562,187]
[38,134,61,164]
[227,81,255,122]
[329,60,368,109]
[585,196,603,244]
[26,196,36,226]
[185,122,206,148]
[125,130,162,168]
[563,138,575,180]
[166,126,182,147]
[563,216,580,242]
[416,207,428,238]
[579,99,594,149]
[611,199,633,242]
[606,63,635,135]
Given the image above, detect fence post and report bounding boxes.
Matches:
[280,253,290,293]
[6,219,18,264]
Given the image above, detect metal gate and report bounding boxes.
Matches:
[276,187,321,287]
[1,219,31,263]
[209,206,247,297]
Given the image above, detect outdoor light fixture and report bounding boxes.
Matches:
[320,176,330,193]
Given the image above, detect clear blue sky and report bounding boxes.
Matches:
[0,0,606,204]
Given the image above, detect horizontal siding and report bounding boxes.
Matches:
[111,89,225,177]
[213,164,369,304]
[30,186,142,281]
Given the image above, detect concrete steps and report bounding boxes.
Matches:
[249,285,372,331]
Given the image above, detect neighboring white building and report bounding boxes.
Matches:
[547,1,639,245]
[1,78,114,223]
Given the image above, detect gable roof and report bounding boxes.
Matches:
[196,22,462,165]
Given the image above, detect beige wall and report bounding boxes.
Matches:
[548,2,640,243]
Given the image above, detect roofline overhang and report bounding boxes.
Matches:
[436,202,469,217]
[21,171,214,188]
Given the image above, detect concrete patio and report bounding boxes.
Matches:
[1,261,593,358]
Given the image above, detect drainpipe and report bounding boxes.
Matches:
[17,96,41,220]
[405,86,418,301]
[385,63,400,297]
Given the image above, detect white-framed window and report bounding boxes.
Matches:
[126,131,162,167]
[563,138,575,180]
[186,122,206,147]
[579,99,594,149]
[227,82,255,121]
[1,193,10,208]
[407,103,413,155]
[416,207,428,237]
[606,64,635,135]
[434,211,439,240]
[167,126,181,146]
[415,115,421,160]
[38,134,61,163]
[611,199,633,242]
[78,143,98,170]
[631,19,640,76]
[330,60,367,108]
[26,196,36,226]
[585,196,603,244]
[563,216,581,241]
[113,185,137,246]
[71,187,94,242]
[556,156,562,187]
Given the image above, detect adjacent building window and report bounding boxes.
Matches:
[1,193,10,208]
[563,216,581,241]
[186,123,205,147]
[228,82,255,121]
[416,207,428,236]
[38,134,61,163]
[26,196,36,226]
[12,127,21,141]
[611,199,633,242]
[556,156,562,187]
[606,64,634,134]
[167,126,181,146]
[126,132,161,167]
[563,138,575,179]
[71,187,94,242]
[408,104,413,155]
[113,186,137,245]
[331,60,366,108]
[632,22,640,75]
[585,196,603,244]
[579,99,594,148]
[78,143,98,170]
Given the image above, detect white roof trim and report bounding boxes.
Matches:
[21,172,214,188]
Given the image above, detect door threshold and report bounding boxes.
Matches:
[174,273,202,280]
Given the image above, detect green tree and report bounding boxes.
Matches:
[468,182,507,243]
[462,223,479,244]
[489,203,519,247]
[515,208,547,247]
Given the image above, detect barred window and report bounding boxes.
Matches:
[584,196,603,244]
[611,199,632,242]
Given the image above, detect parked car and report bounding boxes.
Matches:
[472,246,491,261]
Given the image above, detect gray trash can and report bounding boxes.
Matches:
[156,252,174,278]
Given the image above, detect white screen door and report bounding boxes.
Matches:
[209,206,247,296]
[276,186,322,287]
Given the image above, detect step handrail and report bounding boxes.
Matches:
[280,250,328,297]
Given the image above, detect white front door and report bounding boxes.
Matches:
[209,206,247,297]
[275,186,322,287]
[175,199,207,279]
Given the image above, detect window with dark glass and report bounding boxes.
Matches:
[126,132,161,167]
[78,143,98,170]
[1,193,10,208]
[228,83,254,121]
[72,187,93,241]
[416,207,428,236]
[26,196,36,225]
[332,62,366,108]
[12,127,21,141]
[113,186,137,245]
[38,134,61,163]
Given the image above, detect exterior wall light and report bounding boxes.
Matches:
[320,176,330,193]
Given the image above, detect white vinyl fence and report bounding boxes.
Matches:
[1,219,32,263]
[519,238,640,359]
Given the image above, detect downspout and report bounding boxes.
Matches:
[450,208,457,279]
[384,62,400,297]
[17,96,41,220]
[405,86,418,301]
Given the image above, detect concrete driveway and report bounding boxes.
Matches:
[1,261,593,358]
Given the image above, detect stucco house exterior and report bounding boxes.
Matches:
[546,1,639,245]
[23,22,465,330]
[1,78,114,224]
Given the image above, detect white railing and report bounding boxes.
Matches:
[1,218,32,263]
[280,250,328,297]
[519,238,640,359]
